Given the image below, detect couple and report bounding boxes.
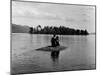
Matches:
[51,34,60,47]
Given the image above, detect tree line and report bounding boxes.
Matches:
[29,25,89,35]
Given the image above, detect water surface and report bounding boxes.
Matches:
[11,33,96,74]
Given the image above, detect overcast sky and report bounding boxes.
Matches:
[12,1,95,33]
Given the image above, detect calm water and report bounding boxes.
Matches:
[11,33,96,74]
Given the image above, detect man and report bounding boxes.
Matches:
[51,34,56,47]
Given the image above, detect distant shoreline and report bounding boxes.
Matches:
[12,32,96,36]
[12,24,90,35]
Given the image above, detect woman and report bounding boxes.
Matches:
[55,36,60,46]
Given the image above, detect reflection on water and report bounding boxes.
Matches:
[12,33,96,74]
[51,51,60,67]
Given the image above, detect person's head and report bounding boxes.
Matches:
[53,34,56,37]
[56,36,59,39]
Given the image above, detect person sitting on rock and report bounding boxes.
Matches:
[55,36,60,47]
[51,34,56,47]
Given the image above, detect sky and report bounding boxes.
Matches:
[12,1,95,33]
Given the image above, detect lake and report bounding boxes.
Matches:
[11,33,96,74]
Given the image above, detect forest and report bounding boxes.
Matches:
[29,25,89,35]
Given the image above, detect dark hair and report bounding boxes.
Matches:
[56,36,59,39]
[53,34,56,37]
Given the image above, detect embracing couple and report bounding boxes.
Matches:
[51,34,60,47]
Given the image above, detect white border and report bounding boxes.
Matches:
[0,0,99,75]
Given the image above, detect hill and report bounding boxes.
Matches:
[12,24,30,33]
